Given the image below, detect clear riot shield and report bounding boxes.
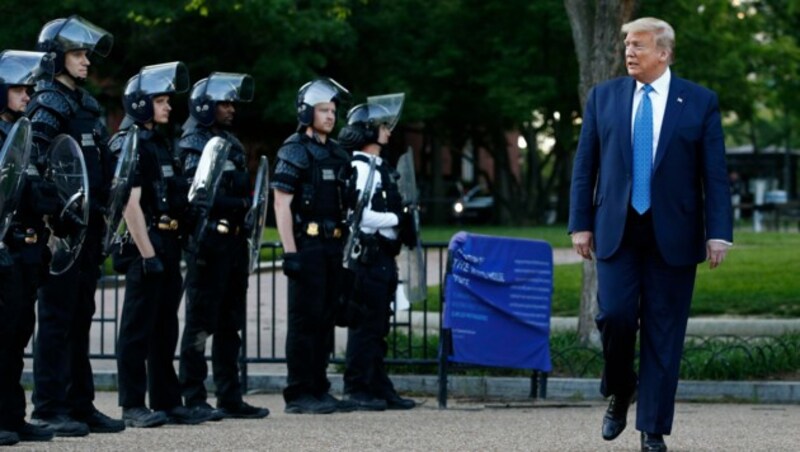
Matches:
[246,155,269,273]
[102,125,139,254]
[187,137,231,250]
[46,134,90,275]
[396,148,426,303]
[0,117,32,241]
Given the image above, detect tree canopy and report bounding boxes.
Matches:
[2,0,798,222]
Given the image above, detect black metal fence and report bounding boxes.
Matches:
[29,242,452,375]
[26,242,798,389]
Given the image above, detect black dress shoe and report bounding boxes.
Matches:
[122,407,168,428]
[601,391,637,440]
[385,393,416,410]
[13,422,54,442]
[641,432,667,452]
[0,430,20,446]
[74,409,126,433]
[344,392,388,411]
[218,401,270,419]
[30,414,89,437]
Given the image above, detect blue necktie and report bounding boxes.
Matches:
[632,84,654,214]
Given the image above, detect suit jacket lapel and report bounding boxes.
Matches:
[619,78,635,175]
[654,77,687,171]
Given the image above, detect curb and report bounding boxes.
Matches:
[21,371,800,404]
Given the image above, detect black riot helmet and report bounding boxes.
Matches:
[35,15,113,77]
[338,93,405,151]
[189,72,254,126]
[123,62,189,124]
[296,77,351,128]
[0,50,53,115]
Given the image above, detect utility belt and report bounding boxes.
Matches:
[6,226,43,247]
[297,219,344,240]
[153,214,180,232]
[354,232,401,265]
[208,218,242,236]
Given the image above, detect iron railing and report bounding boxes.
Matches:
[25,242,798,388]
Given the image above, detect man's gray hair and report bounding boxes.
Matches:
[622,17,675,62]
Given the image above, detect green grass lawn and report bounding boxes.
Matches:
[108,225,798,318]
[417,226,800,318]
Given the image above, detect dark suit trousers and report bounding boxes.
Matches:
[595,208,696,435]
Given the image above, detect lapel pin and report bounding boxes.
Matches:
[677,97,683,103]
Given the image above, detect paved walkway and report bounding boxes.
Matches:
[12,392,800,451]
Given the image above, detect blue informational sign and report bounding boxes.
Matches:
[443,232,553,371]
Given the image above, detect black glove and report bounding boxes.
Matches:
[27,177,61,216]
[399,207,418,248]
[282,252,303,280]
[49,209,86,239]
[142,256,164,275]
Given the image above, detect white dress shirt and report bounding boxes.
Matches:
[351,151,399,240]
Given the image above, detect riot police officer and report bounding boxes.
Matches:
[25,15,124,436]
[111,62,211,428]
[0,50,56,446]
[338,99,416,411]
[271,78,357,414]
[177,73,268,420]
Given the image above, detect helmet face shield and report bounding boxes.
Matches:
[203,72,254,102]
[123,61,188,123]
[54,16,113,57]
[0,51,53,86]
[300,77,351,108]
[133,62,189,97]
[366,93,405,131]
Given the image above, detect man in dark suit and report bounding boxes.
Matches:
[568,17,732,452]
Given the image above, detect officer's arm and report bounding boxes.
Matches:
[354,161,399,229]
[28,107,64,171]
[274,189,296,253]
[124,187,156,258]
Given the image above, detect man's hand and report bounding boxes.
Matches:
[571,231,594,260]
[706,240,730,269]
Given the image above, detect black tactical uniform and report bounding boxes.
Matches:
[111,126,189,421]
[342,153,403,403]
[111,61,210,428]
[28,79,115,431]
[178,122,264,418]
[0,124,56,432]
[0,50,57,444]
[272,131,351,406]
[0,118,55,443]
[338,99,416,410]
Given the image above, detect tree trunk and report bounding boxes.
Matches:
[564,0,638,346]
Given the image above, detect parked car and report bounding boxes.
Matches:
[451,185,494,223]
